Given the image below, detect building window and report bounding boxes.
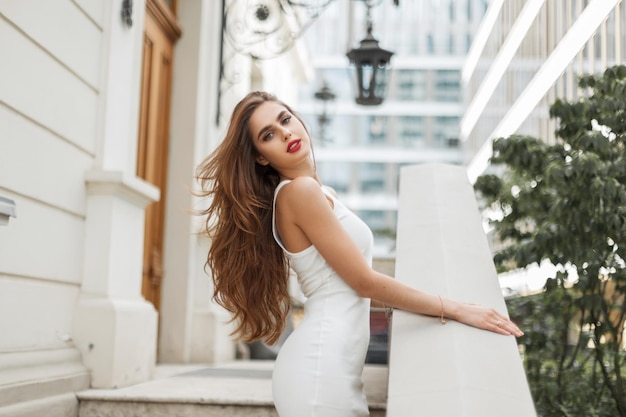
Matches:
[397,116,425,147]
[330,115,354,146]
[358,210,391,233]
[359,162,385,194]
[298,68,353,102]
[317,162,351,193]
[368,116,387,144]
[427,34,434,53]
[434,69,461,101]
[395,70,427,101]
[433,116,460,148]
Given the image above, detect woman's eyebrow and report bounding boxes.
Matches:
[256,110,288,140]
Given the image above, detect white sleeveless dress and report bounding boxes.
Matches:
[271,180,374,417]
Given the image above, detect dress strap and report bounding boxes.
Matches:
[272,180,292,251]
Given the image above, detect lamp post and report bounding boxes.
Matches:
[314,82,336,143]
[346,1,394,106]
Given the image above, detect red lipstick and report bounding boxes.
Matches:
[287,139,301,153]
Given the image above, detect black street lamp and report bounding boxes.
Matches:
[346,1,394,106]
[314,82,336,143]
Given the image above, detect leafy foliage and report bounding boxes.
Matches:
[475,66,626,416]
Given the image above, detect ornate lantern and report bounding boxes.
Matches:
[314,82,337,143]
[346,3,394,106]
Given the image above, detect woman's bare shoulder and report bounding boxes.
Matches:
[281,176,322,195]
[278,177,327,208]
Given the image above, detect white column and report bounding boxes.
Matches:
[159,0,236,363]
[72,0,159,388]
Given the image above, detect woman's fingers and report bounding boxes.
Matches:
[464,305,524,337]
[458,304,524,337]
[491,312,524,337]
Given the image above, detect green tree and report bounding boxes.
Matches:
[474,65,626,417]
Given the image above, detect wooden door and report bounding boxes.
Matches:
[137,0,181,311]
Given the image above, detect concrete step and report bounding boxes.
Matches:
[0,348,90,417]
[77,361,388,417]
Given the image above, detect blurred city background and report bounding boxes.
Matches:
[1,0,625,416]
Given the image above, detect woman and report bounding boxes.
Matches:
[196,91,523,417]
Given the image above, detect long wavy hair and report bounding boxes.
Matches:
[196,91,306,345]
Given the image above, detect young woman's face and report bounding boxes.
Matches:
[248,101,311,171]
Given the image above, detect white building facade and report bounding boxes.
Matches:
[0,1,310,415]
[461,0,625,294]
[462,0,625,182]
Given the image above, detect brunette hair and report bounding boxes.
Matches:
[196,91,305,345]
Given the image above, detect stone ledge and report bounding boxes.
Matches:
[79,401,387,417]
[79,400,279,417]
[0,372,89,409]
[0,393,79,417]
[0,348,89,408]
[84,170,159,208]
[77,362,387,417]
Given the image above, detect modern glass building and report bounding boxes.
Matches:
[462,0,625,182]
[296,0,490,257]
[461,0,625,294]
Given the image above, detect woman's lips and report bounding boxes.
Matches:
[287,139,301,153]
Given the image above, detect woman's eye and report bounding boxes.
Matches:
[263,132,274,141]
[282,116,291,124]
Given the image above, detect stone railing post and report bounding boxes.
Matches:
[386,163,536,417]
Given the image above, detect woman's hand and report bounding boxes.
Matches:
[454,303,524,337]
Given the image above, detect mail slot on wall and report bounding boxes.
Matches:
[0,196,16,226]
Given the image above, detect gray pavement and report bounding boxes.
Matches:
[77,361,388,416]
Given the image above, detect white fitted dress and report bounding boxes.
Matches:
[271,180,374,417]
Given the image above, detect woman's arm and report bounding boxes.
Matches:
[279,177,523,337]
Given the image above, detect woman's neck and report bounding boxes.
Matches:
[278,164,318,183]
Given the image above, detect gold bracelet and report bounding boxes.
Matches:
[382,303,393,320]
[438,295,446,325]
